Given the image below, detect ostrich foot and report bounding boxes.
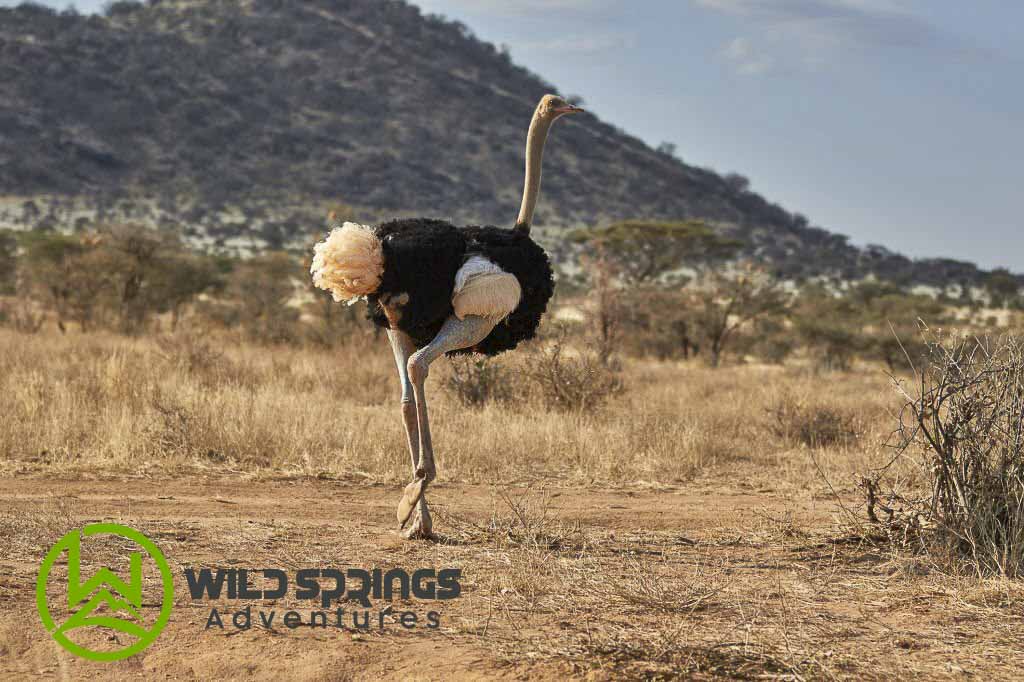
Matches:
[397,477,426,528]
[400,503,433,540]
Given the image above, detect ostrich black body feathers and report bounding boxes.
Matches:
[367,218,555,356]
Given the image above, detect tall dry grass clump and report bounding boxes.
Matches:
[520,328,623,413]
[443,355,514,408]
[870,333,1024,577]
[767,392,861,448]
[442,326,623,414]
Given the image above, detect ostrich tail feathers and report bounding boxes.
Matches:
[310,222,384,303]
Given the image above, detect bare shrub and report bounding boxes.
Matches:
[158,332,225,375]
[871,332,1024,577]
[439,491,590,553]
[442,355,512,407]
[583,248,625,367]
[149,391,199,458]
[523,327,623,413]
[686,263,791,368]
[155,332,259,391]
[604,554,725,613]
[0,299,45,334]
[767,392,859,448]
[751,318,796,365]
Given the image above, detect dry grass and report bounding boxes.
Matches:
[435,490,860,679]
[603,553,726,614]
[0,328,907,491]
[767,391,863,448]
[438,490,591,552]
[0,495,77,559]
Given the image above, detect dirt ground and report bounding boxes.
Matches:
[1,475,1022,681]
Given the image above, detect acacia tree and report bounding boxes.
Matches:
[0,230,16,295]
[686,263,790,368]
[569,220,743,362]
[570,220,741,285]
[100,224,189,333]
[149,252,224,330]
[792,289,864,371]
[18,231,92,332]
[796,281,947,371]
[16,225,222,333]
[985,268,1021,309]
[230,252,300,343]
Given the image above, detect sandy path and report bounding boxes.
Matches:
[1,477,1018,680]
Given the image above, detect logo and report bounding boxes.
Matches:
[36,523,174,661]
[185,567,460,632]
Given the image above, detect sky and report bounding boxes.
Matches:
[5,1,1023,271]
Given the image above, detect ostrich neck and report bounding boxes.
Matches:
[514,112,553,234]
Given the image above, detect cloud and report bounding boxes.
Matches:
[721,36,774,75]
[430,0,612,16]
[0,0,104,11]
[519,30,636,55]
[695,0,985,75]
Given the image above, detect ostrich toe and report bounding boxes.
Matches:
[397,477,426,528]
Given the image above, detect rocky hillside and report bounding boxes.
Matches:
[0,0,1006,287]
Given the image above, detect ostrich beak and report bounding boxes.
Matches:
[555,104,584,115]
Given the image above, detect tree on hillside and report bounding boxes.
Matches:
[20,200,40,225]
[570,220,742,285]
[724,173,751,193]
[984,268,1021,309]
[656,142,677,157]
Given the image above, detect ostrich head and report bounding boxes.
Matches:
[538,94,584,120]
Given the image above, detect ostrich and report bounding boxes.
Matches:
[310,94,583,539]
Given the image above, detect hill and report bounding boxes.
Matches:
[0,0,1006,288]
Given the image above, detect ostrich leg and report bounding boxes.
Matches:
[399,315,496,539]
[387,329,429,531]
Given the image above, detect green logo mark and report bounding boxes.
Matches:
[36,523,174,661]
